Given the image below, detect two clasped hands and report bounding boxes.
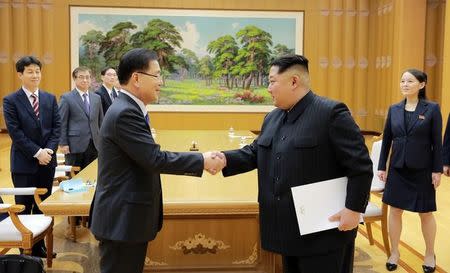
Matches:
[202,151,227,175]
[36,148,54,165]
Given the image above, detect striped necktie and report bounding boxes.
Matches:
[30,94,39,119]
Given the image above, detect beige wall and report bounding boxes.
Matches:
[0,0,448,132]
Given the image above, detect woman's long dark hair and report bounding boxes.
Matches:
[403,68,427,99]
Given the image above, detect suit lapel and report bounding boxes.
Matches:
[73,89,89,118]
[17,89,40,126]
[407,100,428,133]
[102,86,112,105]
[392,102,406,135]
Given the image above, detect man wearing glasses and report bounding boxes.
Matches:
[58,67,103,170]
[89,48,224,273]
[96,67,119,115]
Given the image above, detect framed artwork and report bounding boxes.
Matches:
[71,7,304,112]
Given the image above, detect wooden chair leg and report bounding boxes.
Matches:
[81,216,88,227]
[381,203,390,257]
[366,222,374,245]
[68,216,77,241]
[46,225,53,268]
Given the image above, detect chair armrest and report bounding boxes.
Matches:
[34,188,48,206]
[0,188,37,196]
[4,205,33,237]
[0,204,25,214]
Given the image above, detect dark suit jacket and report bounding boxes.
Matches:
[378,99,443,172]
[95,85,113,115]
[222,91,372,256]
[443,113,450,166]
[59,89,103,153]
[3,88,61,174]
[89,93,204,243]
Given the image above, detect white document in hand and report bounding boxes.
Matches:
[291,176,362,236]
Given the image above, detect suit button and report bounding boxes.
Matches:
[281,136,286,140]
[277,197,281,201]
[276,156,281,160]
[275,177,280,182]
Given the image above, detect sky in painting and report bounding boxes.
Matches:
[78,12,297,57]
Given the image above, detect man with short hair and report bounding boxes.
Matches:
[217,55,372,273]
[3,55,60,257]
[89,48,224,273]
[95,67,119,114]
[59,67,103,170]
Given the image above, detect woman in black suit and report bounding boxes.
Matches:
[378,69,442,273]
[443,114,450,176]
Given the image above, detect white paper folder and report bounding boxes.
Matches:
[291,177,363,236]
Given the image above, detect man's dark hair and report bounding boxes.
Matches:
[101,66,116,76]
[118,48,158,85]
[72,67,91,80]
[15,56,42,73]
[270,54,309,74]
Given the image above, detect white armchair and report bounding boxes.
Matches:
[362,138,390,257]
[0,187,54,267]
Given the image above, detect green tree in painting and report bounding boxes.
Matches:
[79,29,105,77]
[180,48,199,79]
[236,25,273,89]
[198,55,214,86]
[131,19,183,75]
[207,35,239,89]
[273,43,295,58]
[100,22,137,68]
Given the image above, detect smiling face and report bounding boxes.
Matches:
[18,64,41,91]
[136,60,162,104]
[73,69,91,92]
[400,71,425,99]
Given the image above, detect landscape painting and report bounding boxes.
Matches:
[70,7,304,111]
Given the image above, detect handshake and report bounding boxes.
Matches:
[202,151,227,175]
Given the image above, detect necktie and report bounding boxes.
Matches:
[145,114,150,127]
[82,93,90,115]
[111,89,118,100]
[30,94,39,119]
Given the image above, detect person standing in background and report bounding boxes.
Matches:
[378,69,442,273]
[59,67,103,170]
[95,67,119,115]
[443,114,450,176]
[3,55,60,257]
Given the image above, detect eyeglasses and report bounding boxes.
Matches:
[76,75,91,80]
[136,71,160,79]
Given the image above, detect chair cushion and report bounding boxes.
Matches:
[363,202,382,217]
[0,215,52,241]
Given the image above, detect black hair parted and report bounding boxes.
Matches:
[270,54,309,74]
[15,56,42,73]
[101,66,117,76]
[117,48,158,85]
[403,68,427,100]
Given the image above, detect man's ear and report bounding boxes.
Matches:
[291,74,300,89]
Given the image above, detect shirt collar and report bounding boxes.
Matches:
[22,86,39,98]
[284,90,314,123]
[76,88,89,98]
[120,89,147,117]
[102,84,113,95]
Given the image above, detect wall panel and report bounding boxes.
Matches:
[0,0,440,132]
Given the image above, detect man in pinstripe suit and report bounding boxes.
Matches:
[218,55,372,273]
